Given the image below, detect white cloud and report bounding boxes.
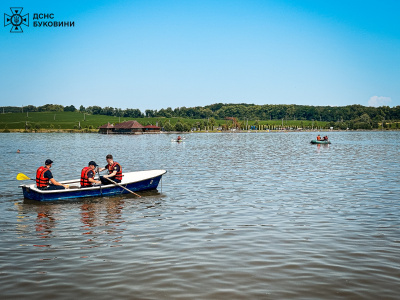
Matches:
[368,96,392,107]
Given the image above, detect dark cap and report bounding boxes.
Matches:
[45,159,53,165]
[88,161,98,167]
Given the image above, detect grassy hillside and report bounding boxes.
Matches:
[0,111,329,131]
[0,112,173,130]
[0,112,117,130]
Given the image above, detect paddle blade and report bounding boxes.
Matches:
[16,173,31,180]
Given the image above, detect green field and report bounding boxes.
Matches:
[0,111,330,131]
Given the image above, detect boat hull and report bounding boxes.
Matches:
[20,170,166,201]
[310,140,331,144]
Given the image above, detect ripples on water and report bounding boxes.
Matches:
[0,131,399,299]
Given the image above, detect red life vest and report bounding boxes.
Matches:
[80,167,93,187]
[107,162,122,181]
[36,166,50,188]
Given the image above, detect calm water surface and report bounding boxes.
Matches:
[0,131,399,299]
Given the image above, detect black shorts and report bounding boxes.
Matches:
[100,176,121,185]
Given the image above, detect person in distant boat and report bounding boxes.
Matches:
[98,154,122,185]
[80,161,101,188]
[323,135,328,141]
[17,149,20,153]
[36,159,68,190]
[316,134,322,141]
[177,136,182,141]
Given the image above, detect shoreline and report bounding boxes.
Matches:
[2,129,398,134]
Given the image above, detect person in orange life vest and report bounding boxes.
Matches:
[36,159,68,190]
[98,154,122,185]
[80,161,101,188]
[316,134,322,141]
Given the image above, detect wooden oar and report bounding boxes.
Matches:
[104,177,141,198]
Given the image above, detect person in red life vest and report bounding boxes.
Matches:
[80,161,101,188]
[323,135,328,141]
[316,134,322,141]
[98,154,122,185]
[177,135,182,141]
[36,159,68,190]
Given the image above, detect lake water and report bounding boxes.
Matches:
[0,131,399,299]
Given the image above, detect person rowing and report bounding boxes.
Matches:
[80,161,101,188]
[98,154,123,185]
[316,134,322,141]
[36,159,68,190]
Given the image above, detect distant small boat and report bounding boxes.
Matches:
[171,139,184,142]
[310,140,331,144]
[20,170,166,201]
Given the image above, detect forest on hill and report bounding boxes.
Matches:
[1,103,399,130]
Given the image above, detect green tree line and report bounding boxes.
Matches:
[1,103,399,124]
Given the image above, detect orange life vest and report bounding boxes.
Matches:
[107,162,122,181]
[80,167,93,187]
[36,166,50,188]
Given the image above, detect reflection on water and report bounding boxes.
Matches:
[1,132,400,299]
[315,143,330,151]
[35,209,56,244]
[80,202,97,237]
[14,190,164,251]
[80,198,127,245]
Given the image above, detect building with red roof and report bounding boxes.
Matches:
[98,122,114,134]
[99,120,160,134]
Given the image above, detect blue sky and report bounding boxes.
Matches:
[1,0,399,112]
